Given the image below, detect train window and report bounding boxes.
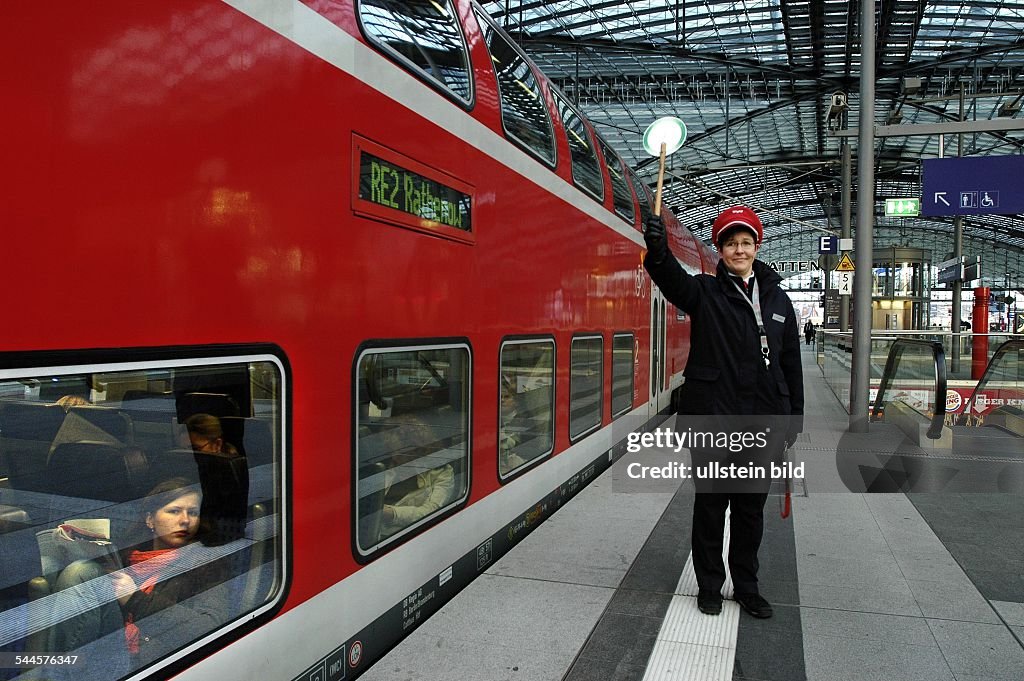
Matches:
[611,334,635,417]
[596,138,636,223]
[569,336,603,441]
[475,11,556,166]
[553,93,604,201]
[358,0,473,105]
[498,339,555,479]
[627,168,654,227]
[355,344,470,555]
[0,352,286,681]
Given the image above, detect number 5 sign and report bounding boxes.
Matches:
[837,271,853,295]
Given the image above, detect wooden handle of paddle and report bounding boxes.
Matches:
[654,142,666,217]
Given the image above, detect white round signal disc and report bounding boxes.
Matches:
[642,117,687,157]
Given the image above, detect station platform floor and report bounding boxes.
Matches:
[360,345,1024,681]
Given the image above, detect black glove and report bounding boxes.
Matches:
[643,214,668,266]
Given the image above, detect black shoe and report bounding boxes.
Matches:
[735,592,773,619]
[696,591,723,615]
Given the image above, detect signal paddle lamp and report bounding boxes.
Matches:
[642,117,687,217]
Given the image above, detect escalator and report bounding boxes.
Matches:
[955,339,1024,432]
[836,338,1024,493]
[870,338,948,442]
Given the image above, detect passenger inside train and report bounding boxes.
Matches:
[355,347,470,551]
[185,413,240,457]
[0,358,283,680]
[379,440,455,539]
[184,413,248,544]
[52,478,228,674]
[498,341,555,479]
[499,377,529,472]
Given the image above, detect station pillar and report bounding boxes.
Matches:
[972,287,990,380]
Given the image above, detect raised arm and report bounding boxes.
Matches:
[643,214,702,314]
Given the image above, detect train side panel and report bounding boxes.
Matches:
[0,2,700,680]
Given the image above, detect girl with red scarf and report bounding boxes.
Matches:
[111,478,228,664]
[52,478,228,674]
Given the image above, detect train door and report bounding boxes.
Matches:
[649,286,669,416]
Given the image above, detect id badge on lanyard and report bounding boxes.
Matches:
[733,277,771,369]
[759,330,770,368]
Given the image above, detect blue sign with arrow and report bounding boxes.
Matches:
[921,156,1024,217]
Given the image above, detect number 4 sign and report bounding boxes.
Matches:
[837,271,853,295]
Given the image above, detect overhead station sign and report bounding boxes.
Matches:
[922,156,1024,217]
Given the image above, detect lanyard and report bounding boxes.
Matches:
[730,276,771,368]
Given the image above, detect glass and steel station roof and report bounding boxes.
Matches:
[479,1,1024,287]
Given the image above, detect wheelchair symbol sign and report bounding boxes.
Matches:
[981,191,998,208]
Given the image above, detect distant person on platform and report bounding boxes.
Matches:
[803,319,815,346]
[643,205,804,620]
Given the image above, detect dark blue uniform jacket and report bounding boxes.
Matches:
[645,254,804,438]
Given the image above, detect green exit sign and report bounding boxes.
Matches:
[885,198,920,216]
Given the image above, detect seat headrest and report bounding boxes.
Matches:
[47,441,148,502]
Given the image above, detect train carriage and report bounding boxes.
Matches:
[0,2,714,680]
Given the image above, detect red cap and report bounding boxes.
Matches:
[712,205,763,247]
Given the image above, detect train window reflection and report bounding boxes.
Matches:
[498,339,555,479]
[627,168,654,227]
[611,334,635,417]
[0,353,285,681]
[597,138,636,223]
[355,344,470,555]
[358,0,473,104]
[554,93,604,201]
[476,11,556,166]
[569,336,603,441]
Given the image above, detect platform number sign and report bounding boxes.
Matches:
[837,271,853,295]
[835,253,854,295]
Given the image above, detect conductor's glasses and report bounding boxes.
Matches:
[722,237,757,251]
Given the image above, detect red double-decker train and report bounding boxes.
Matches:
[0,2,716,680]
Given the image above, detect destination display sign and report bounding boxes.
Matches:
[921,156,1024,217]
[359,151,472,231]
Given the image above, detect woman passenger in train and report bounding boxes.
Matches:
[55,394,90,411]
[185,413,249,543]
[380,455,454,537]
[378,419,455,537]
[498,377,528,473]
[53,478,228,669]
[185,413,239,456]
[112,477,228,663]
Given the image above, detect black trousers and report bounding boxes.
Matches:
[691,490,769,596]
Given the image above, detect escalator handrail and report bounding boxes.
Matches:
[960,339,1024,423]
[870,338,947,439]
